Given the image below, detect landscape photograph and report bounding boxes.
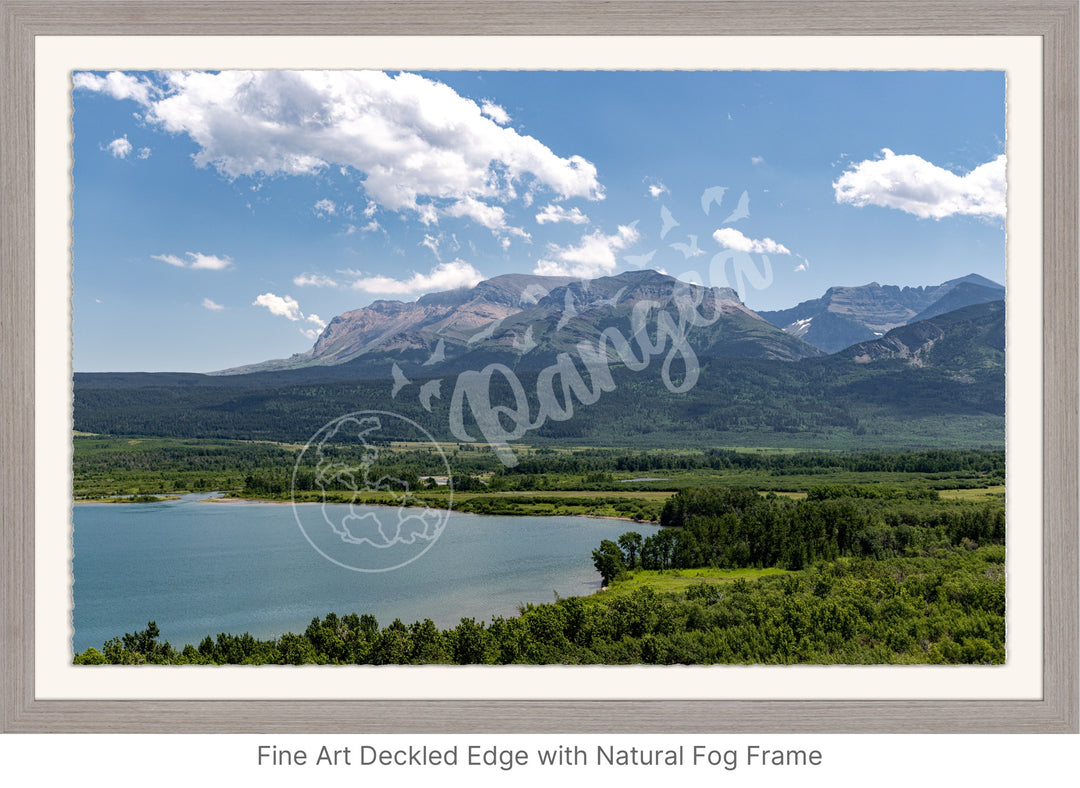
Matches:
[69,68,1007,667]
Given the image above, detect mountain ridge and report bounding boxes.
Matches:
[215,269,824,376]
[757,273,1004,353]
[73,298,1005,452]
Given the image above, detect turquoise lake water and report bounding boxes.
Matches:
[71,494,659,654]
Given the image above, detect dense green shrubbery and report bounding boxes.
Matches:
[653,487,1003,571]
[75,545,1004,666]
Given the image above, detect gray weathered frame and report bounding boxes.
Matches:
[1,0,1076,733]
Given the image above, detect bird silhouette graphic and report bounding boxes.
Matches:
[700,186,727,216]
[390,362,411,398]
[467,317,504,344]
[591,286,628,308]
[669,235,704,259]
[660,205,680,239]
[518,284,551,306]
[419,379,442,412]
[623,250,657,268]
[512,325,538,353]
[556,289,578,332]
[723,191,750,224]
[423,338,446,366]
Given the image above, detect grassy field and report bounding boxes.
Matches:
[592,566,790,597]
[937,485,1006,500]
[73,434,1005,520]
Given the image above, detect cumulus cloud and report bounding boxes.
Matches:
[202,297,225,311]
[152,251,232,270]
[712,227,791,255]
[253,293,328,339]
[533,223,640,278]
[535,203,589,225]
[313,198,337,217]
[751,155,765,165]
[74,71,155,105]
[349,259,484,295]
[293,273,338,287]
[644,178,669,199]
[833,149,1006,219]
[137,147,151,159]
[92,70,602,231]
[253,293,304,321]
[107,136,133,158]
[481,101,511,125]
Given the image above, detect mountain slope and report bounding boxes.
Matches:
[757,274,1004,353]
[217,269,823,376]
[74,300,1004,452]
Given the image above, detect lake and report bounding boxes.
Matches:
[71,494,659,654]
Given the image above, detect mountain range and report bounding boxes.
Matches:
[73,270,1005,451]
[756,273,1004,353]
[217,269,1003,376]
[217,270,822,377]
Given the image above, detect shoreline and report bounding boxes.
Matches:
[77,491,657,523]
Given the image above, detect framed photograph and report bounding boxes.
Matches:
[2,1,1076,733]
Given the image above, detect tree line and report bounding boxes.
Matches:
[592,487,1004,584]
[74,544,1004,666]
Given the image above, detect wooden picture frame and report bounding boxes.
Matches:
[2,0,1076,733]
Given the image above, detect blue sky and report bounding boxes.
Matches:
[72,70,1005,372]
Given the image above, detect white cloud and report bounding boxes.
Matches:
[137,147,151,159]
[293,273,338,287]
[644,178,669,199]
[74,71,155,105]
[533,223,640,278]
[202,297,225,311]
[107,136,133,158]
[188,253,232,270]
[151,251,232,270]
[712,227,791,255]
[313,198,337,217]
[422,234,441,258]
[253,293,304,321]
[535,203,589,225]
[112,70,602,230]
[253,294,327,339]
[833,149,1006,219]
[349,259,484,295]
[442,195,514,232]
[481,101,511,125]
[751,155,765,165]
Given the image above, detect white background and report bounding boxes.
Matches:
[2,733,1078,785]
